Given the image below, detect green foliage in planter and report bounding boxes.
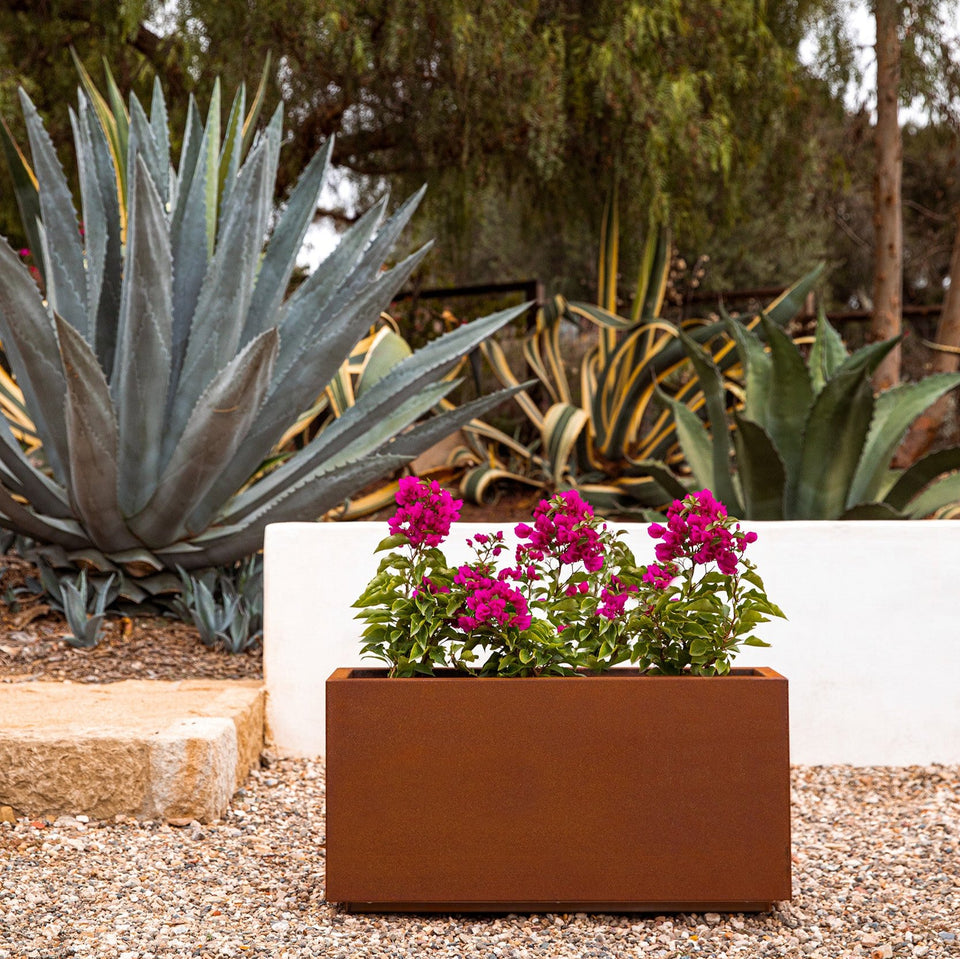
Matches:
[461,186,824,511]
[0,71,522,602]
[355,480,783,677]
[660,311,960,519]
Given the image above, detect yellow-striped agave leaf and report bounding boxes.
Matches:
[542,403,590,488]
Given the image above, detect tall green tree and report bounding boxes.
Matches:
[0,1,837,295]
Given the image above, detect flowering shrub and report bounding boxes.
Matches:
[353,482,784,677]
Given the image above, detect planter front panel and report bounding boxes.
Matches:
[326,668,790,912]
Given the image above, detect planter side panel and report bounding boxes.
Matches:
[326,671,790,910]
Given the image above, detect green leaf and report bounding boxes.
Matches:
[808,308,847,394]
[848,373,960,507]
[731,413,786,520]
[56,315,137,551]
[129,329,278,545]
[884,447,960,512]
[112,155,174,517]
[758,314,814,492]
[791,365,874,519]
[674,331,743,514]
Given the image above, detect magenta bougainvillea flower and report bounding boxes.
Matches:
[453,565,532,632]
[645,489,757,586]
[516,489,606,572]
[388,475,462,547]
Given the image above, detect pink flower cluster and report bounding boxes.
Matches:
[453,565,532,632]
[597,575,638,619]
[515,490,606,573]
[643,489,757,588]
[388,476,462,548]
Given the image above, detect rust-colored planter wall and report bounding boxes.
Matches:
[325,667,791,913]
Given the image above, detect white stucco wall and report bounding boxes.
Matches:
[263,520,960,765]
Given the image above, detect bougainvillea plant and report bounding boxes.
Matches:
[353,479,784,676]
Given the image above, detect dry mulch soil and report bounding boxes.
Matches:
[0,553,262,685]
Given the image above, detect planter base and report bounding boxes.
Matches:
[339,900,777,915]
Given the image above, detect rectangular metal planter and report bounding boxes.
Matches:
[325,667,791,913]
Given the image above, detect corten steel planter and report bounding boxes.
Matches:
[325,666,791,913]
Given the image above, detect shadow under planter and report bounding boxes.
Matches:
[325,667,791,913]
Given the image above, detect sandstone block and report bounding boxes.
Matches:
[0,680,264,821]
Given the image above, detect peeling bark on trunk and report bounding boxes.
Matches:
[871,0,903,393]
[896,209,960,464]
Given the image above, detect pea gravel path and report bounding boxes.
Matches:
[1,762,957,959]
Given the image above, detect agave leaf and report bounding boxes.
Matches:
[762,262,825,327]
[0,482,89,549]
[834,335,900,380]
[188,242,436,529]
[884,447,960,512]
[128,93,168,208]
[222,306,524,523]
[130,328,278,545]
[791,366,874,519]
[73,96,123,378]
[0,418,71,519]
[218,81,246,207]
[148,76,170,186]
[848,372,960,508]
[276,195,388,363]
[71,50,126,229]
[55,315,138,550]
[461,465,545,503]
[903,470,960,518]
[808,309,847,394]
[241,136,334,348]
[169,115,212,393]
[565,301,636,331]
[388,386,527,460]
[238,57,271,153]
[731,413,786,520]
[113,155,173,516]
[168,140,272,451]
[632,224,670,323]
[357,329,413,393]
[480,338,545,429]
[19,89,88,341]
[622,459,689,501]
[840,502,903,519]
[342,186,427,291]
[224,378,456,525]
[724,318,771,425]
[0,239,69,481]
[676,329,741,513]
[173,95,204,226]
[0,116,45,280]
[523,315,571,405]
[542,403,590,487]
[655,387,716,494]
[203,78,221,255]
[757,315,813,493]
[175,453,410,570]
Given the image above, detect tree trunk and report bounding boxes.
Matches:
[871,0,903,392]
[895,209,960,463]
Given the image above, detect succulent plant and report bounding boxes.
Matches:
[463,183,823,510]
[660,311,960,519]
[0,73,520,599]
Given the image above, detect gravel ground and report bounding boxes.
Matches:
[1,762,957,959]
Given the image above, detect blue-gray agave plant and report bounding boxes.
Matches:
[0,77,520,598]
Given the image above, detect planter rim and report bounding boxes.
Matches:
[329,665,784,681]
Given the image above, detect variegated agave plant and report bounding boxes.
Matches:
[0,76,520,600]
